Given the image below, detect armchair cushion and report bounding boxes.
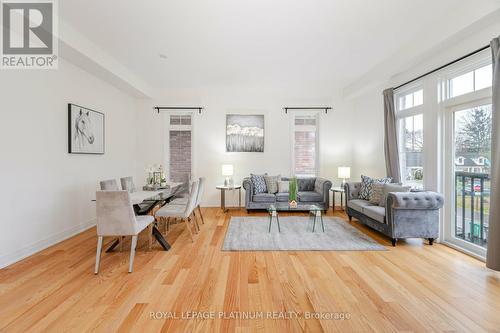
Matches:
[363,206,386,223]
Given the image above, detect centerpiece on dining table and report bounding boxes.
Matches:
[143,164,169,191]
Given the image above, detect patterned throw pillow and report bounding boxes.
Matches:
[251,173,267,194]
[278,181,290,193]
[264,175,281,194]
[369,182,385,205]
[358,175,392,201]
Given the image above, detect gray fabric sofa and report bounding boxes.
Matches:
[243,177,332,211]
[345,182,444,246]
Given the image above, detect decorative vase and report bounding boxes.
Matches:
[289,176,298,208]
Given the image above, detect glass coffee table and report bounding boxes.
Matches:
[268,203,324,233]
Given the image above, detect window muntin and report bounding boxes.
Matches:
[397,89,423,111]
[398,114,424,188]
[447,64,492,99]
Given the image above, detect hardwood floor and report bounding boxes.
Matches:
[1,208,499,332]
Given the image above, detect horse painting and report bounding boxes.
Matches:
[74,109,95,149]
[68,104,104,154]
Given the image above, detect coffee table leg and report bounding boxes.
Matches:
[276,215,281,232]
[269,214,272,232]
[333,192,336,212]
[320,213,325,232]
[312,215,316,232]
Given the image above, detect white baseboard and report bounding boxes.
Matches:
[0,219,96,269]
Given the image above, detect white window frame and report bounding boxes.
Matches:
[395,83,425,188]
[164,111,195,182]
[438,49,492,259]
[290,111,320,177]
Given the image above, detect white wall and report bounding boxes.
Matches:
[345,17,500,184]
[0,59,138,268]
[135,83,354,207]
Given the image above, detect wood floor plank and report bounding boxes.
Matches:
[1,208,499,333]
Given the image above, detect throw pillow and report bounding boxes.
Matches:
[380,183,411,207]
[358,175,392,201]
[278,181,290,193]
[250,173,267,194]
[264,175,281,194]
[369,182,385,205]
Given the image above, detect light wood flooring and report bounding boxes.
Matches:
[1,208,499,332]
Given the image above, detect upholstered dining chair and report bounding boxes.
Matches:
[166,177,205,227]
[94,190,154,273]
[100,179,119,190]
[120,176,136,192]
[155,180,199,242]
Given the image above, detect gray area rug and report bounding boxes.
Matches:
[222,216,386,251]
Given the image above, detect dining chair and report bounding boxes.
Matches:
[120,176,136,192]
[194,177,205,225]
[155,180,199,242]
[94,190,155,273]
[100,179,119,190]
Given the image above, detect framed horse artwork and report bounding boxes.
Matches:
[68,104,105,154]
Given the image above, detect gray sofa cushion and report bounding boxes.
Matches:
[298,178,316,191]
[298,191,322,202]
[252,193,276,203]
[363,206,386,223]
[276,192,289,202]
[347,199,374,212]
[251,174,267,194]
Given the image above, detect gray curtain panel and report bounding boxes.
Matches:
[487,36,500,271]
[383,88,401,183]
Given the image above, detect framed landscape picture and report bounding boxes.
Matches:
[68,103,105,154]
[226,114,264,152]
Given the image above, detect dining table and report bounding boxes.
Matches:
[96,183,184,253]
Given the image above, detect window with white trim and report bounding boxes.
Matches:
[167,114,192,182]
[292,114,319,177]
[395,86,424,188]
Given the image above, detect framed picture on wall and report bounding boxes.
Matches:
[68,103,105,154]
[226,114,264,152]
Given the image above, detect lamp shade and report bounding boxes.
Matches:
[222,164,234,176]
[338,166,351,179]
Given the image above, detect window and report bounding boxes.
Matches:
[292,114,318,177]
[167,114,192,182]
[398,114,424,188]
[447,64,492,98]
[398,89,423,110]
[395,86,424,188]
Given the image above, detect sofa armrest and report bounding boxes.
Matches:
[345,182,361,201]
[314,177,332,205]
[387,192,444,210]
[243,177,253,206]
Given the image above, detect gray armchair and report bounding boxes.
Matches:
[345,182,444,246]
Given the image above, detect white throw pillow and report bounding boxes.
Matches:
[278,181,290,193]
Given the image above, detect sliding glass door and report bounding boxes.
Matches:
[445,102,492,255]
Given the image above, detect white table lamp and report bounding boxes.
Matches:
[338,166,351,186]
[222,164,234,186]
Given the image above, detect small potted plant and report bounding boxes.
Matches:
[289,176,298,208]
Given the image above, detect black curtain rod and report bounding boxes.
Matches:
[283,107,332,114]
[394,44,491,90]
[154,106,204,114]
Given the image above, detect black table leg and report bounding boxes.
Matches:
[152,226,171,250]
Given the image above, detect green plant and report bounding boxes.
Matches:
[289,177,298,202]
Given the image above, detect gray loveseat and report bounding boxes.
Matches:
[345,182,444,246]
[243,177,332,212]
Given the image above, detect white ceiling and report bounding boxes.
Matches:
[60,0,500,91]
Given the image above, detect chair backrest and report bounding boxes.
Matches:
[184,180,199,216]
[96,191,137,236]
[195,177,205,206]
[120,177,136,192]
[100,179,119,190]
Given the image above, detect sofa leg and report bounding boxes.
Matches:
[428,238,434,245]
[246,209,250,214]
[391,238,397,247]
[348,215,352,222]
